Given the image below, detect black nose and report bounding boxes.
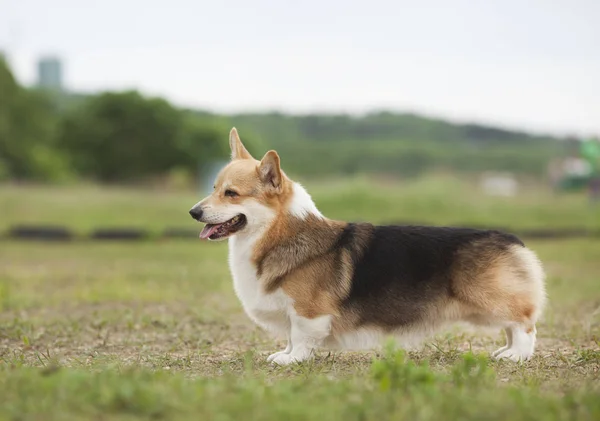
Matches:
[189,208,203,221]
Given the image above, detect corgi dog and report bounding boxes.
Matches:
[189,128,546,365]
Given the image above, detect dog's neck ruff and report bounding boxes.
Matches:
[288,182,323,220]
[228,181,325,269]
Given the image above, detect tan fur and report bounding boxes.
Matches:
[450,241,546,330]
[251,216,377,322]
[201,152,293,212]
[253,216,346,293]
[229,128,253,160]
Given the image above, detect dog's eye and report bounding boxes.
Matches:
[224,189,239,197]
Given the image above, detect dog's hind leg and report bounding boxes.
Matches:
[494,323,536,362]
[491,327,513,358]
[453,243,546,362]
[493,246,545,362]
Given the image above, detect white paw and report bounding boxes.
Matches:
[491,346,509,358]
[267,351,289,363]
[494,348,532,362]
[270,353,302,366]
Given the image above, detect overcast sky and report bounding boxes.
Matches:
[1,0,598,135]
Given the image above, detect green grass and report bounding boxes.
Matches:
[0,178,599,420]
[1,174,598,234]
[2,350,598,421]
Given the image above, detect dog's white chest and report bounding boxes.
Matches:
[228,236,290,336]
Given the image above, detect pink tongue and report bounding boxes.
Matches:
[199,224,222,239]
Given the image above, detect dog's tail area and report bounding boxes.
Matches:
[451,241,546,361]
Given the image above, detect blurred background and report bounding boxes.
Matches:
[1,0,599,235]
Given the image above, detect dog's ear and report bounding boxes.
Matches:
[229,127,253,160]
[258,150,283,192]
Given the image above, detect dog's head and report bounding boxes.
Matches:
[189,128,292,241]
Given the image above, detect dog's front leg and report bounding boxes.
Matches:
[266,334,292,363]
[270,313,331,366]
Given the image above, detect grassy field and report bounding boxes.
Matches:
[1,174,599,234]
[1,177,599,420]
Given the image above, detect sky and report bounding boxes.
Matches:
[1,0,599,136]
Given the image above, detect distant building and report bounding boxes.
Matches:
[37,56,63,90]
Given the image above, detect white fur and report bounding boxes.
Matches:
[266,336,292,362]
[493,324,536,362]
[288,183,324,219]
[229,228,291,338]
[332,327,428,351]
[331,328,387,350]
[271,313,332,365]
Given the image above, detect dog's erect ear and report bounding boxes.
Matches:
[229,127,253,160]
[258,150,282,192]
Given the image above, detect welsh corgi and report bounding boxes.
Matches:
[189,128,546,365]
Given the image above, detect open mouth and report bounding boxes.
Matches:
[199,214,247,240]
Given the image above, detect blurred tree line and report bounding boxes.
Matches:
[229,112,563,177]
[0,57,562,184]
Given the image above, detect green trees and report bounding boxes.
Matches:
[0,59,248,183]
[0,57,66,181]
[59,91,185,181]
[231,112,561,178]
[0,56,562,183]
